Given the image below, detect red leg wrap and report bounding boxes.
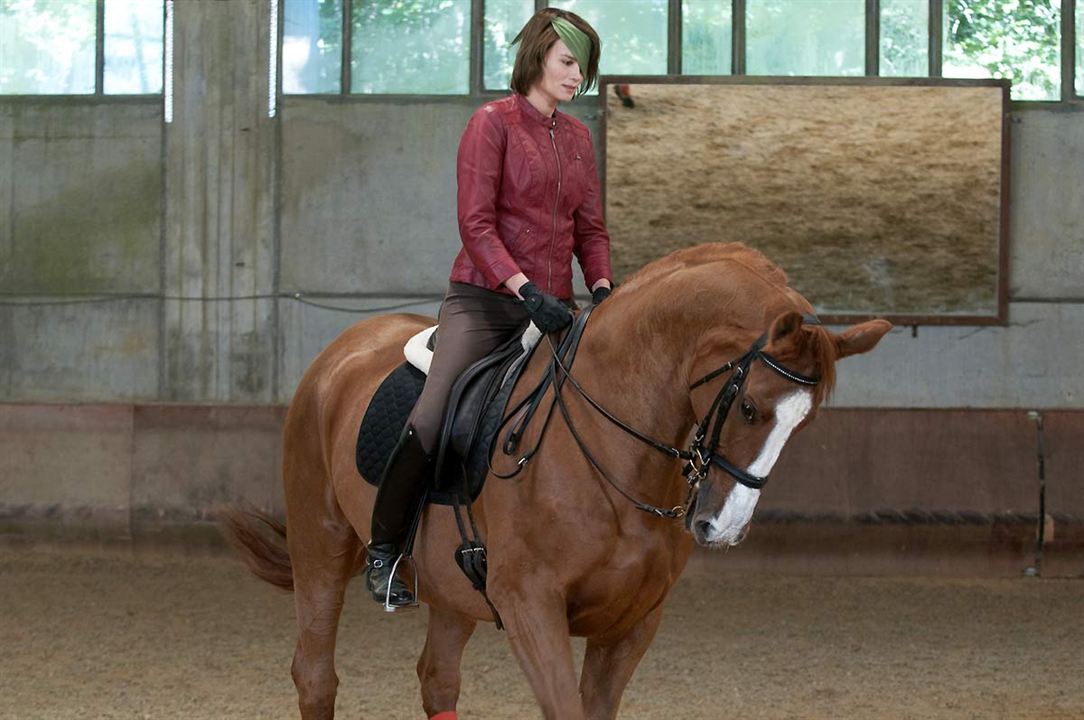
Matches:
[429,713,458,720]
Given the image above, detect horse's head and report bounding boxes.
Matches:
[685,310,891,548]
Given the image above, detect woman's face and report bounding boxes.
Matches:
[533,39,584,105]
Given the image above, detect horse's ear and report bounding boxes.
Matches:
[767,311,804,346]
[834,319,893,359]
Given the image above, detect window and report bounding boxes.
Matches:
[549,0,669,88]
[0,0,96,94]
[682,0,733,75]
[350,0,470,94]
[0,0,164,95]
[943,0,1061,101]
[746,0,865,77]
[104,0,164,94]
[283,0,342,94]
[268,0,1079,103]
[881,0,928,77]
[484,0,533,91]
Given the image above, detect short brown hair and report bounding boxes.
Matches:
[510,9,600,97]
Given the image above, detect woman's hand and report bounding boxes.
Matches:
[519,282,573,333]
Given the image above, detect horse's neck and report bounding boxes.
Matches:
[565,302,703,499]
[574,281,774,464]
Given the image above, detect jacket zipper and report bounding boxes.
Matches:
[547,123,561,294]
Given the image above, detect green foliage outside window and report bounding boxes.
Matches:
[881,0,928,77]
[943,0,1061,101]
[746,0,865,77]
[283,0,342,94]
[682,0,733,75]
[483,0,533,91]
[2,0,1078,102]
[104,0,164,94]
[0,0,96,94]
[549,0,669,91]
[351,0,470,94]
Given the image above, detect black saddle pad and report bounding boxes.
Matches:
[355,362,433,493]
[355,336,531,506]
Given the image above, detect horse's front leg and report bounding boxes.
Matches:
[579,603,667,720]
[416,606,477,719]
[494,583,585,720]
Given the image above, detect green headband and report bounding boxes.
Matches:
[550,16,595,98]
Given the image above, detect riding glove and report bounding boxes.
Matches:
[591,285,612,305]
[519,282,573,333]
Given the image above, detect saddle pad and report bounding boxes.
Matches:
[355,361,469,506]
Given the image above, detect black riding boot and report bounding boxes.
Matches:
[366,424,433,610]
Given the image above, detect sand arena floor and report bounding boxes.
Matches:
[1,545,1081,719]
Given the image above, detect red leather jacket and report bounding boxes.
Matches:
[449,93,612,300]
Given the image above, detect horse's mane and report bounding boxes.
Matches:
[616,243,837,402]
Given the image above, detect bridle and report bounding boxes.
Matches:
[545,309,823,520]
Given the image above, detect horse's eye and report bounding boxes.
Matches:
[740,400,756,424]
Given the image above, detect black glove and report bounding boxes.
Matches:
[591,285,611,305]
[520,282,573,333]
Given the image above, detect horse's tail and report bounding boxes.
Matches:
[221,505,294,591]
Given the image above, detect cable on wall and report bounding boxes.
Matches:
[0,293,444,314]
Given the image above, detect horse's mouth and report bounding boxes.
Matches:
[690,517,750,548]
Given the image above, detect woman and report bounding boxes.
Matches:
[366,8,614,609]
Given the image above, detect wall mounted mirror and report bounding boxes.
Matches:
[601,78,1009,325]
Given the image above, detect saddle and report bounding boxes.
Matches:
[355,310,594,623]
[355,309,593,507]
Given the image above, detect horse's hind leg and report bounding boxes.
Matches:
[579,604,666,720]
[416,606,477,719]
[288,513,361,720]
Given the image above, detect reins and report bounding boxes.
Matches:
[530,308,823,520]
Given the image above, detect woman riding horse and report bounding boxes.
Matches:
[365,8,615,610]
[226,242,891,719]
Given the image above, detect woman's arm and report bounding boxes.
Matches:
[457,109,525,290]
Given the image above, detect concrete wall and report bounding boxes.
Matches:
[1,76,1081,407]
[2,402,1079,575]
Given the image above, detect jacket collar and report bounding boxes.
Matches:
[514,92,562,128]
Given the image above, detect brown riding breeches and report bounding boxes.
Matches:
[407,282,530,453]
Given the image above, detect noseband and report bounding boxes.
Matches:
[547,311,822,519]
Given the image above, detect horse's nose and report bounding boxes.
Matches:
[693,519,714,543]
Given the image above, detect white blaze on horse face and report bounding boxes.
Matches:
[707,390,813,545]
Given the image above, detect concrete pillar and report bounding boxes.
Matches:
[163,0,277,402]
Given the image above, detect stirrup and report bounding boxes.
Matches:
[383,552,419,613]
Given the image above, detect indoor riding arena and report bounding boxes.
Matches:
[2,2,1083,719]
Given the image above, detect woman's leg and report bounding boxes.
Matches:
[366,284,527,608]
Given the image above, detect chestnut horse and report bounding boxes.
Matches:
[226,243,891,719]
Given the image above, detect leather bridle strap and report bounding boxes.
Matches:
[708,454,767,490]
[758,351,820,386]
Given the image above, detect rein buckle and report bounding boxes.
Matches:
[682,446,711,485]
